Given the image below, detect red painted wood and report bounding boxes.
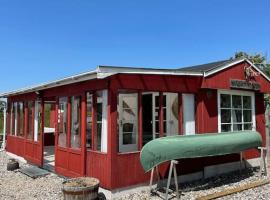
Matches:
[202,61,270,93]
[86,150,109,188]
[196,89,218,133]
[178,93,183,135]
[81,94,87,176]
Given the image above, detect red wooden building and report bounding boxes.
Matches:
[1,58,270,190]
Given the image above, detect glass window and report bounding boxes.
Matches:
[17,102,24,137]
[219,92,254,132]
[27,101,33,139]
[10,103,15,135]
[118,92,138,152]
[86,92,93,149]
[58,97,68,147]
[96,91,103,151]
[71,96,81,149]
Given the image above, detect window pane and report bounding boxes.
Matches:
[96,91,103,151]
[232,95,242,109]
[233,124,242,131]
[27,101,33,140]
[71,96,81,149]
[221,124,231,132]
[243,96,252,109]
[244,123,253,130]
[243,110,252,122]
[221,109,231,123]
[220,94,231,108]
[86,92,92,149]
[58,97,67,147]
[232,109,242,123]
[11,103,15,135]
[17,102,24,137]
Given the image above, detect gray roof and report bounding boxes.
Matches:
[178,59,234,73]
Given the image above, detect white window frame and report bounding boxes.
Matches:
[217,89,256,133]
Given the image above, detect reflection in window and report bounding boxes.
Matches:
[58,97,68,147]
[86,92,93,149]
[219,93,254,132]
[71,96,81,149]
[10,103,15,135]
[27,101,33,139]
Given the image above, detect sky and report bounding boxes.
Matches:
[0,0,270,93]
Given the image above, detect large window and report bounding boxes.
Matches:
[86,92,93,149]
[17,102,24,137]
[71,96,81,149]
[10,103,15,135]
[34,101,41,142]
[27,101,34,139]
[218,91,255,132]
[58,97,68,147]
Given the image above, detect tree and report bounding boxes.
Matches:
[233,51,270,77]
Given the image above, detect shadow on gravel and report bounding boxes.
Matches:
[175,167,259,192]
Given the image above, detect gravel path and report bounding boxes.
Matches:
[1,150,270,200]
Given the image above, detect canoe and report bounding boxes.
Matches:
[140,131,262,172]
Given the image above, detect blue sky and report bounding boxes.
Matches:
[0,0,270,93]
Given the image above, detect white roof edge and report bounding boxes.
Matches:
[204,58,270,82]
[97,65,204,76]
[0,69,98,97]
[0,65,206,98]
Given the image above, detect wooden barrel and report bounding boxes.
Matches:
[62,177,100,200]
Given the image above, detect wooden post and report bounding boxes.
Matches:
[259,147,267,176]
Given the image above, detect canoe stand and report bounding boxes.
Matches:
[149,160,180,200]
[148,148,267,200]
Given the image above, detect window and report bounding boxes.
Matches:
[71,96,81,149]
[118,92,138,152]
[218,91,255,132]
[17,102,24,137]
[27,101,34,139]
[86,92,93,149]
[10,103,15,135]
[58,97,68,147]
[96,90,107,152]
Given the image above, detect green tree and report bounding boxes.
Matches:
[234,51,270,76]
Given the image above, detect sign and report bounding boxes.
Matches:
[230,79,260,91]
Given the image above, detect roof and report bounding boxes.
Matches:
[178,59,233,72]
[1,58,269,97]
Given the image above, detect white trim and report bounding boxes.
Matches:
[217,89,255,133]
[101,90,108,153]
[34,101,40,142]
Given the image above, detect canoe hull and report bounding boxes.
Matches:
[140,131,262,172]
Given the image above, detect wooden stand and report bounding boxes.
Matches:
[259,147,267,176]
[149,160,180,200]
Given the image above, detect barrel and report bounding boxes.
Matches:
[62,177,100,200]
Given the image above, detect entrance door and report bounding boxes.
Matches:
[183,94,195,135]
[43,102,56,171]
[118,93,138,152]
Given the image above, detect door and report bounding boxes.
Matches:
[118,93,138,152]
[183,94,195,135]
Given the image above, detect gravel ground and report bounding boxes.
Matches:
[116,164,270,200]
[0,150,270,200]
[0,151,64,200]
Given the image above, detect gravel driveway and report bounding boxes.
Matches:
[1,150,270,200]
